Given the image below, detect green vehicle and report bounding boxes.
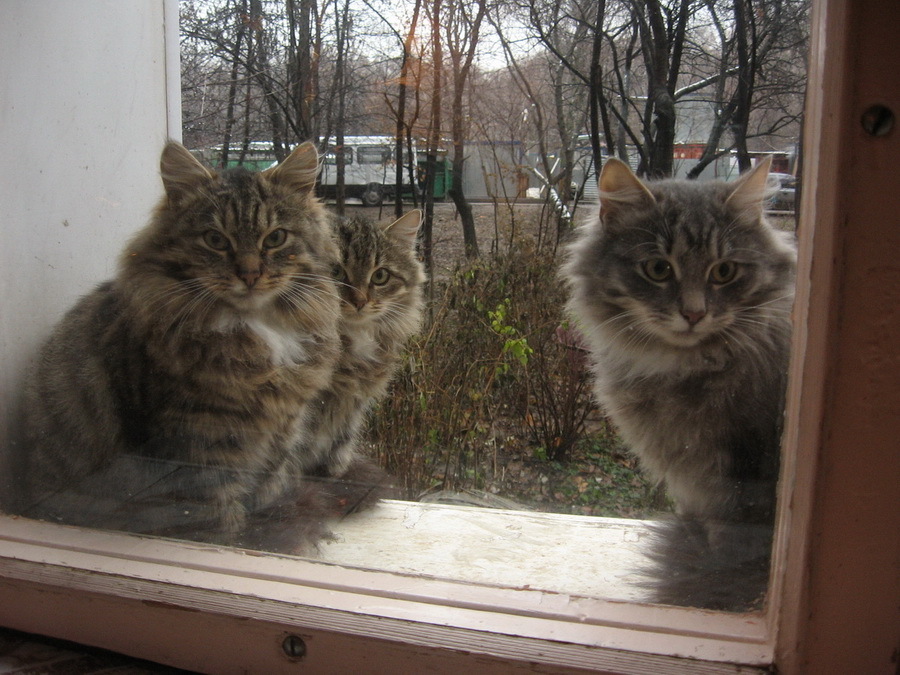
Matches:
[201,142,278,172]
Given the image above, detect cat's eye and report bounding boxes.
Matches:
[262,228,287,249]
[371,268,391,285]
[203,229,230,251]
[641,258,673,282]
[332,264,348,282]
[709,261,738,284]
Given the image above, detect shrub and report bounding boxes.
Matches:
[365,242,657,516]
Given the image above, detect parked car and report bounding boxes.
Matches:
[768,172,797,211]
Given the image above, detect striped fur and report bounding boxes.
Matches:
[16,142,348,551]
[298,212,425,509]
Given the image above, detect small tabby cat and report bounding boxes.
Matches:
[300,212,425,508]
[14,141,374,552]
[564,157,796,610]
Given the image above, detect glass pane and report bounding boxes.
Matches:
[2,0,809,617]
[356,145,393,164]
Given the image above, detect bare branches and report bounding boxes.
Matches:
[181,0,808,191]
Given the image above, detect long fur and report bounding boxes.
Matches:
[12,142,385,554]
[296,211,425,507]
[564,158,796,610]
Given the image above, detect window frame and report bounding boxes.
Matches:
[1,1,897,673]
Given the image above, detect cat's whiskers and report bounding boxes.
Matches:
[140,277,207,312]
[372,303,419,338]
[720,215,746,240]
[728,315,792,344]
[720,326,771,364]
[575,308,637,344]
[282,272,342,308]
[167,286,220,338]
[277,279,340,324]
[581,308,654,350]
[139,277,222,337]
[279,289,331,324]
[623,241,664,257]
[628,225,666,241]
[621,315,671,352]
[745,293,794,311]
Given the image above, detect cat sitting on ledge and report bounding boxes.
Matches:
[11,142,422,554]
[564,157,796,610]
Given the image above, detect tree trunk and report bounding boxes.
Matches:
[732,0,755,172]
[333,0,350,213]
[249,0,286,159]
[421,0,443,280]
[220,0,249,168]
[286,0,314,141]
[636,0,691,178]
[588,0,612,170]
[445,0,485,259]
[395,0,422,218]
[449,132,478,258]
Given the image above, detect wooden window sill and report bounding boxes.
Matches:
[0,503,771,673]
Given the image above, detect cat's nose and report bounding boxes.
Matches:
[681,309,706,326]
[351,290,368,311]
[237,266,261,288]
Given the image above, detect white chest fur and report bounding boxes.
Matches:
[345,323,379,362]
[214,312,309,366]
[246,317,309,366]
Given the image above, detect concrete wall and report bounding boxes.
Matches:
[0,0,179,469]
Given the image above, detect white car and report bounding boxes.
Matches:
[768,172,797,211]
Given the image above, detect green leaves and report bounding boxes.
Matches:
[487,298,533,372]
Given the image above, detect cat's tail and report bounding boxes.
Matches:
[641,517,774,612]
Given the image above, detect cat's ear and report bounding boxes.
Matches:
[160,141,215,205]
[725,156,773,219]
[383,209,422,247]
[263,141,320,194]
[597,157,655,220]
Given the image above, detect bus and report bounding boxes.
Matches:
[319,135,419,206]
[200,142,279,172]
[198,137,421,206]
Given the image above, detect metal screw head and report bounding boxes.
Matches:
[861,104,895,137]
[281,634,307,660]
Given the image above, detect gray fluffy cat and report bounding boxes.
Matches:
[564,157,795,610]
[300,211,425,508]
[12,141,393,552]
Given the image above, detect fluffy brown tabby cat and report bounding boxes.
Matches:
[13,141,370,552]
[564,157,796,610]
[301,211,425,508]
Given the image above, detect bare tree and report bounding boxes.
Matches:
[685,0,808,177]
[489,2,590,243]
[328,0,353,212]
[419,0,444,279]
[632,0,694,177]
[361,0,425,217]
[180,0,807,196]
[445,0,487,258]
[395,0,424,217]
[286,0,316,141]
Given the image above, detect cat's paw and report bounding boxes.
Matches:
[239,483,335,555]
[321,457,398,516]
